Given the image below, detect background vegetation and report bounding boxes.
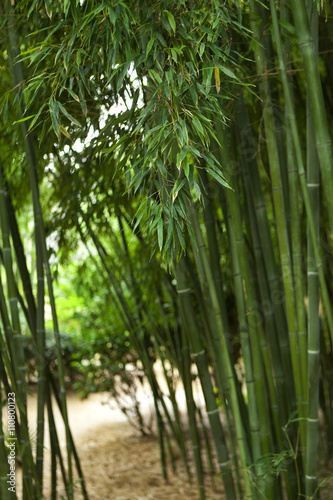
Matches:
[0,0,332,499]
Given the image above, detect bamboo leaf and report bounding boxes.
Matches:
[59,125,71,139]
[146,37,155,57]
[65,88,80,102]
[156,32,167,47]
[171,48,178,63]
[28,103,47,131]
[175,221,186,251]
[108,6,117,25]
[165,11,176,33]
[49,99,60,135]
[279,19,296,35]
[192,117,205,136]
[214,65,220,93]
[157,218,164,250]
[13,115,35,124]
[218,65,238,80]
[28,0,39,16]
[57,101,81,127]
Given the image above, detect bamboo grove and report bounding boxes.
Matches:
[0,0,332,499]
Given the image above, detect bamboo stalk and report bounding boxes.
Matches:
[0,165,37,499]
[5,3,75,495]
[185,186,244,493]
[234,98,295,417]
[250,1,306,453]
[0,383,11,500]
[180,324,206,500]
[175,259,238,499]
[305,4,320,498]
[290,0,333,234]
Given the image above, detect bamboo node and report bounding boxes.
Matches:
[218,461,230,468]
[177,288,191,294]
[193,350,205,357]
[207,408,220,415]
[308,350,319,355]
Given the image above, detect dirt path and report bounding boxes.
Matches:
[38,392,225,500]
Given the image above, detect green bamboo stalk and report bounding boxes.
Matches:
[223,182,278,499]
[266,3,333,496]
[197,406,216,491]
[35,224,46,497]
[241,161,297,498]
[157,343,192,481]
[0,282,22,400]
[214,117,286,497]
[0,385,11,500]
[80,209,177,481]
[185,177,247,496]
[305,4,320,498]
[234,99,295,416]
[3,170,88,499]
[138,344,169,480]
[185,205,248,496]
[6,192,36,332]
[290,0,333,235]
[269,0,333,340]
[0,167,27,406]
[280,1,308,428]
[4,176,46,494]
[5,4,75,495]
[48,371,89,500]
[235,106,291,416]
[46,387,68,500]
[117,214,191,467]
[319,333,333,457]
[175,259,238,499]
[151,348,184,473]
[0,166,37,499]
[256,2,292,243]
[286,108,308,420]
[28,152,74,500]
[180,323,206,500]
[250,0,306,451]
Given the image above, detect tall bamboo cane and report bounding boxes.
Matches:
[174,259,238,498]
[0,382,10,500]
[290,0,333,235]
[5,4,75,496]
[305,3,320,498]
[249,1,307,455]
[0,165,36,499]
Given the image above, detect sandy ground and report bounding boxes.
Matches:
[26,391,225,500]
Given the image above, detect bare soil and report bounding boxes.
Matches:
[70,420,224,500]
[39,392,225,500]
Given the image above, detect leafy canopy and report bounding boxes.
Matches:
[17,0,249,263]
